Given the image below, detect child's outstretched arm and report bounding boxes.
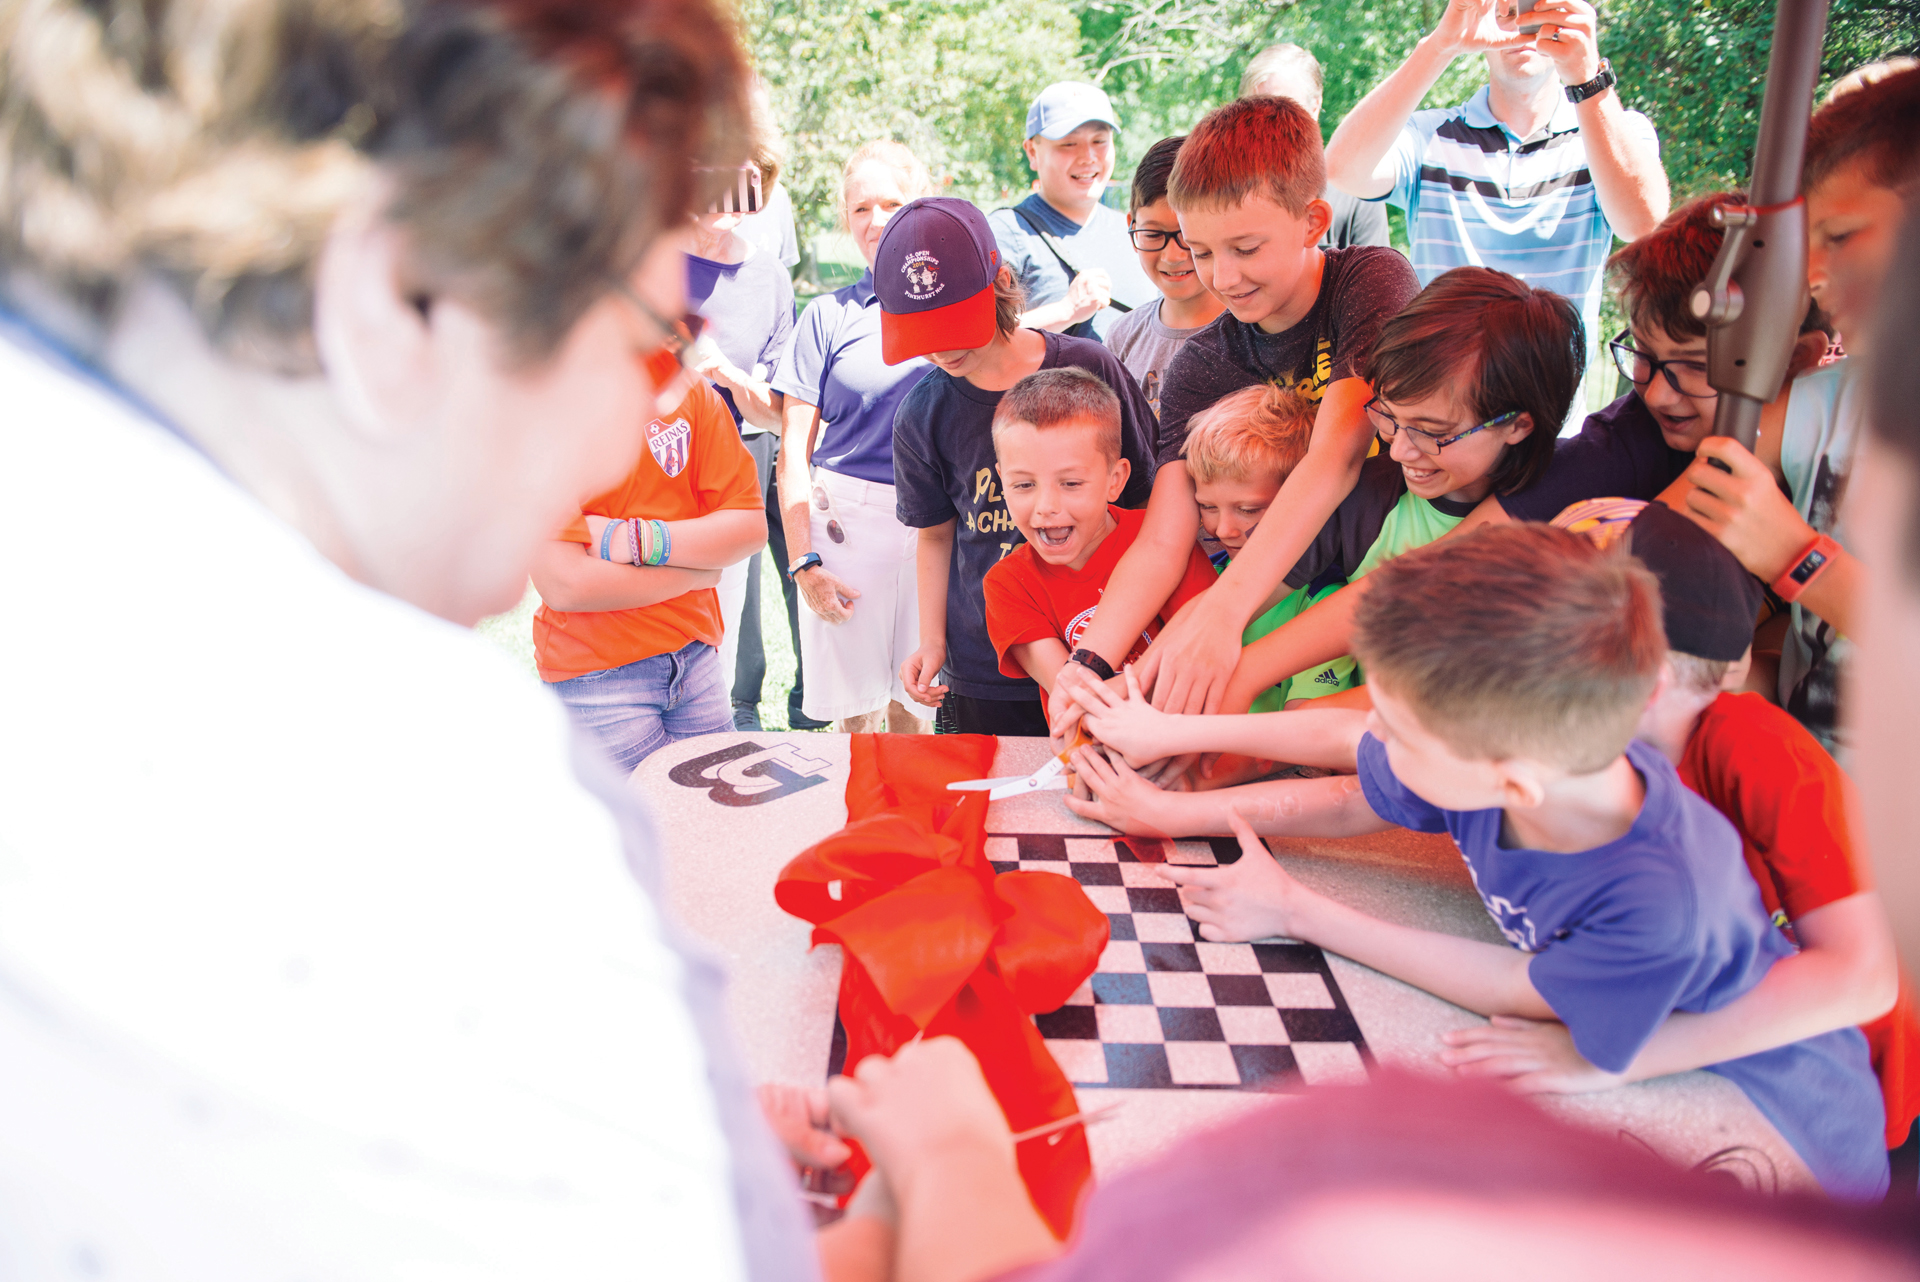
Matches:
[1066,380,1374,727]
[1162,814,1556,1020]
[1133,380,1375,717]
[1078,665,1367,770]
[1006,636,1072,694]
[1050,463,1201,719]
[1066,746,1391,839]
[1220,584,1366,714]
[1439,890,1901,1093]
[1217,494,1512,713]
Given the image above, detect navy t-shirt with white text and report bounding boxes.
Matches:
[1356,733,1887,1200]
[892,332,1156,700]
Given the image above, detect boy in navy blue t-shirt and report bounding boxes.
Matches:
[1069,523,1887,1199]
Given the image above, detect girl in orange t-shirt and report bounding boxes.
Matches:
[530,381,766,770]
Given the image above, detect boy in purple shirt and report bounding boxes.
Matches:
[1070,524,1886,1199]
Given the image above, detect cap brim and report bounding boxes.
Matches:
[881,284,997,365]
[1034,115,1118,140]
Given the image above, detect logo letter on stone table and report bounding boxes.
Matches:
[668,740,833,806]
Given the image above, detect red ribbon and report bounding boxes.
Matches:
[774,734,1108,1238]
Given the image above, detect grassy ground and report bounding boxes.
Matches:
[473,551,802,731]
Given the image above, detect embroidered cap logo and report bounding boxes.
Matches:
[902,251,944,302]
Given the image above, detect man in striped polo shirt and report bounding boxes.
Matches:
[1326,0,1668,427]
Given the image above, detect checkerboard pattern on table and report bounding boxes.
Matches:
[993,832,1372,1092]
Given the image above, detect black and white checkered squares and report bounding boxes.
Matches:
[991,833,1372,1092]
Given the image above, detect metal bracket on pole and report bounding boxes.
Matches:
[1696,0,1828,451]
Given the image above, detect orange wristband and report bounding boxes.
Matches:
[1771,532,1840,603]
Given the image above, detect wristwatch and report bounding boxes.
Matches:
[787,552,823,580]
[1069,648,1116,682]
[1565,58,1616,104]
[1771,533,1840,603]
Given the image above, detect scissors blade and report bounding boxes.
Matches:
[946,777,1026,792]
[988,756,1069,800]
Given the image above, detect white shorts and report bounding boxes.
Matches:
[798,469,933,721]
[714,557,750,698]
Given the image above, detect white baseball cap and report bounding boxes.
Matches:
[1025,82,1120,141]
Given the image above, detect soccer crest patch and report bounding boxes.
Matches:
[647,415,692,478]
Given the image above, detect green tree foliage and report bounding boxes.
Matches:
[742,0,1084,240]
[748,0,1917,258]
[1087,0,1918,193]
[1600,0,1918,198]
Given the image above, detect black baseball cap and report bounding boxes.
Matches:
[1551,498,1763,661]
[1626,501,1765,662]
[873,197,1000,365]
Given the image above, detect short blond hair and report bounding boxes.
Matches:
[1183,383,1315,485]
[1668,651,1731,695]
[1352,525,1666,774]
[840,140,931,229]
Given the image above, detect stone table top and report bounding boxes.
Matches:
[633,731,1814,1196]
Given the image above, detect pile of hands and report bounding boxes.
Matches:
[1047,663,1270,829]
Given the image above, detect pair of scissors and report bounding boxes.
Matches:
[946,729,1092,801]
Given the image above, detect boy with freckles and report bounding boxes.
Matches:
[982,368,1218,717]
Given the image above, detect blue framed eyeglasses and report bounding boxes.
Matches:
[1365,398,1522,456]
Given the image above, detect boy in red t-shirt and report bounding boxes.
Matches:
[983,368,1216,719]
[530,381,766,771]
[1443,498,1920,1181]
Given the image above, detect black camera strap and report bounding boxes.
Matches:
[1003,205,1134,315]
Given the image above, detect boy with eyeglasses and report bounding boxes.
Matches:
[1103,135,1224,419]
[1489,191,1831,525]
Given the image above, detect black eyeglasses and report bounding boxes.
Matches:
[1127,226,1188,251]
[1609,332,1715,399]
[1365,398,1521,456]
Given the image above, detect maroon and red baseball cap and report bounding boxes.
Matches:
[874,197,1001,365]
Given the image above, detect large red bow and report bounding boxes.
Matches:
[775,734,1109,1238]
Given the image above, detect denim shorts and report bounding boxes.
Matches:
[550,639,733,772]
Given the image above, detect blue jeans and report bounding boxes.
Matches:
[551,640,733,772]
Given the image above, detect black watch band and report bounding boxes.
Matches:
[1069,648,1116,682]
[787,552,823,580]
[1565,58,1616,104]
